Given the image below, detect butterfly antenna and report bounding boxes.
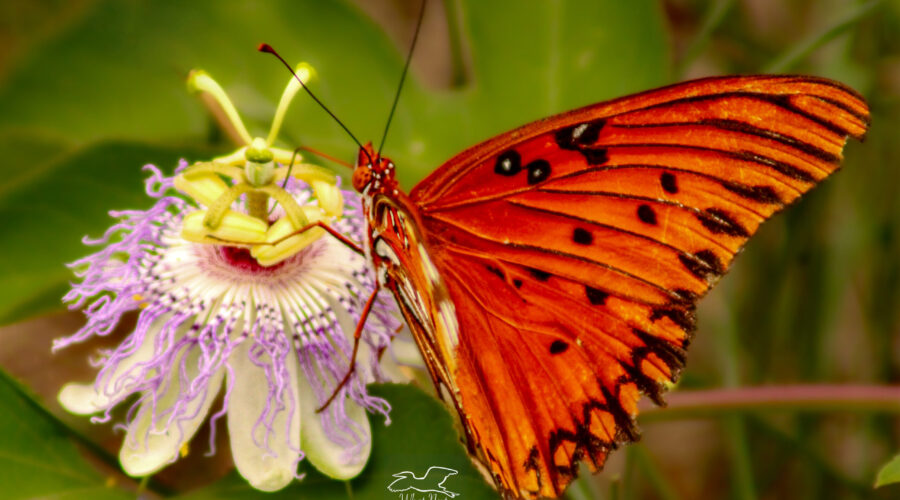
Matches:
[377,0,427,157]
[259,43,374,166]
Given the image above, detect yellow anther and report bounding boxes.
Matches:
[251,208,326,266]
[182,210,268,244]
[203,184,256,229]
[132,294,144,302]
[180,442,189,458]
[174,172,229,207]
[311,180,344,216]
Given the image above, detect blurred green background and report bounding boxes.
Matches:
[0,0,898,498]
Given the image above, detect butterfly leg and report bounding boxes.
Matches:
[316,282,381,413]
[289,220,365,255]
[206,220,364,255]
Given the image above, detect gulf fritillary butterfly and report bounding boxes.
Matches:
[262,46,869,500]
[349,75,869,499]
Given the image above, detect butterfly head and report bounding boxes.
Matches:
[352,142,397,194]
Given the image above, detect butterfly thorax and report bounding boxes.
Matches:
[352,142,461,408]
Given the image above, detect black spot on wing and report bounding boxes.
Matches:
[527,159,552,185]
[637,204,657,225]
[554,120,609,166]
[585,286,608,305]
[671,288,699,305]
[524,446,540,473]
[719,180,782,204]
[734,150,816,183]
[572,227,593,245]
[677,249,725,281]
[631,327,687,371]
[555,119,606,150]
[486,264,505,280]
[649,305,696,337]
[581,148,609,165]
[660,172,678,194]
[695,207,749,237]
[549,340,569,354]
[495,150,522,176]
[528,267,552,282]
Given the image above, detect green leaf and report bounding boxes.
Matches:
[0,369,131,499]
[875,453,900,488]
[177,383,497,499]
[0,140,214,324]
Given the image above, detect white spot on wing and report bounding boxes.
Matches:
[374,238,401,266]
[418,243,442,285]
[572,123,589,139]
[438,299,459,347]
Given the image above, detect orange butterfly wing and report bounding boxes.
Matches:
[407,75,869,498]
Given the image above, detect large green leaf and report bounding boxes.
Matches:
[0,370,131,499]
[177,383,497,499]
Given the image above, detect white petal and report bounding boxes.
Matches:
[59,314,170,414]
[119,347,225,477]
[298,365,372,480]
[228,340,301,492]
[58,382,120,415]
[377,337,422,383]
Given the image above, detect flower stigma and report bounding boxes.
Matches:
[178,63,341,266]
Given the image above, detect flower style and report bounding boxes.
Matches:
[54,65,402,491]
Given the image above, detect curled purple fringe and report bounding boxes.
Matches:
[56,161,403,474]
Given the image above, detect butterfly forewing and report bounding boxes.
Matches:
[397,75,869,498]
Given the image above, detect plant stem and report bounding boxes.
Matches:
[639,385,900,421]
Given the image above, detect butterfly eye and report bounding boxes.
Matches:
[352,167,372,192]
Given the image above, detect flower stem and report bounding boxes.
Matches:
[639,385,900,421]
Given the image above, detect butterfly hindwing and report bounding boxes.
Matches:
[405,75,869,497]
